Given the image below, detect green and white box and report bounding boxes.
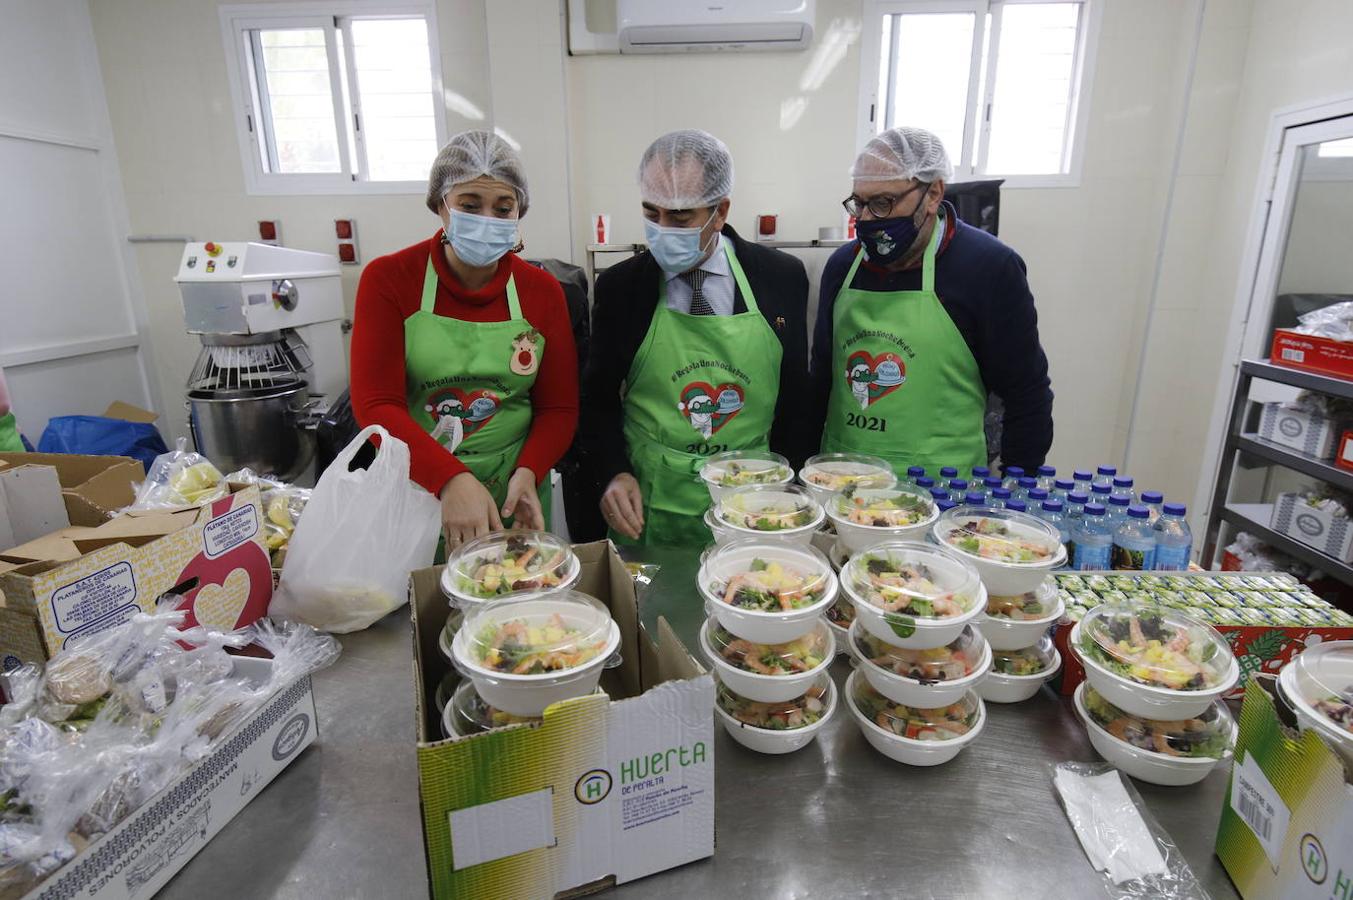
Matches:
[410,541,715,899]
[1216,678,1353,900]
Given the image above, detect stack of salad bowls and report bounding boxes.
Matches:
[704,484,824,548]
[1277,640,1353,769]
[699,449,794,504]
[839,541,990,764]
[698,540,840,753]
[441,531,581,621]
[1072,682,1235,785]
[934,506,1067,702]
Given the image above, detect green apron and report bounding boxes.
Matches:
[823,218,987,475]
[617,242,782,547]
[0,413,23,453]
[405,254,549,523]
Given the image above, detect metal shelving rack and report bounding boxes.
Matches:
[1201,358,1353,584]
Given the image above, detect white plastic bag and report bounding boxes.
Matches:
[271,426,440,632]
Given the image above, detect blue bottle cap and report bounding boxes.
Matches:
[1029,488,1049,501]
[984,477,1003,489]
[907,466,926,477]
[1006,500,1027,513]
[1055,479,1075,491]
[1084,503,1106,515]
[1127,505,1150,519]
[1097,465,1117,476]
[1068,491,1089,504]
[1005,466,1026,478]
[1018,477,1037,489]
[972,466,991,478]
[1113,476,1134,488]
[1037,465,1056,477]
[1073,470,1093,481]
[917,477,935,489]
[950,479,969,491]
[1141,490,1164,504]
[1109,496,1130,507]
[1163,502,1187,516]
[993,487,1012,500]
[930,488,950,501]
[1091,484,1111,496]
[965,492,986,506]
[940,467,959,478]
[937,499,957,512]
[1042,500,1064,512]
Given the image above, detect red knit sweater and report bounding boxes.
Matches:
[350,233,578,496]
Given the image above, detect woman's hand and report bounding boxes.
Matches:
[440,471,502,550]
[601,472,644,540]
[502,467,545,530]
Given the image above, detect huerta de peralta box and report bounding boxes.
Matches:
[409,541,715,900]
[1215,677,1353,900]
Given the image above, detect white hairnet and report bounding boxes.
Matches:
[426,130,529,215]
[637,129,734,209]
[851,126,953,183]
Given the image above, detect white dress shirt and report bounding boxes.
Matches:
[664,235,736,315]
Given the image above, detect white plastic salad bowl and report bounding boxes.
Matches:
[698,541,838,644]
[846,670,985,767]
[852,620,991,708]
[700,617,835,703]
[715,674,836,755]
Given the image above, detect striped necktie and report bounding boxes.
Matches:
[681,268,714,316]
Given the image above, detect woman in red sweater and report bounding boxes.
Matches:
[351,131,578,548]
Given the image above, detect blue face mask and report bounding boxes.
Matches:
[644,216,718,274]
[446,210,518,268]
[855,187,931,265]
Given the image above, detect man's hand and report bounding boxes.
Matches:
[600,473,644,539]
[502,467,545,530]
[440,471,503,550]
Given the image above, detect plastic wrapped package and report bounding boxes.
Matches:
[1295,300,1353,342]
[129,437,227,510]
[226,468,312,565]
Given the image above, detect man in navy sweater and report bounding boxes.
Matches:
[807,126,1053,474]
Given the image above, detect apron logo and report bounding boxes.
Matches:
[845,350,906,410]
[509,329,541,377]
[678,382,744,438]
[425,387,500,452]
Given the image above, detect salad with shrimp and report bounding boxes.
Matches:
[852,554,974,618]
[1080,608,1224,691]
[992,646,1051,677]
[1085,687,1229,758]
[1314,689,1353,734]
[826,597,856,629]
[472,614,607,675]
[835,490,932,528]
[803,464,892,492]
[457,534,570,598]
[856,632,977,682]
[710,558,825,611]
[854,683,977,741]
[986,589,1051,620]
[710,625,827,675]
[942,516,1056,564]
[718,495,815,532]
[707,461,792,487]
[718,681,828,730]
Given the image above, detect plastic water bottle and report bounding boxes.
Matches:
[1073,504,1112,571]
[1036,465,1057,491]
[1003,465,1026,490]
[1006,499,1028,514]
[1112,505,1157,571]
[1106,495,1131,529]
[917,476,936,491]
[1052,479,1075,503]
[948,479,969,502]
[1092,465,1117,491]
[930,488,950,504]
[1027,487,1049,507]
[906,466,926,485]
[1016,477,1037,500]
[1065,491,1089,523]
[1153,503,1193,571]
[1111,476,1136,505]
[1090,483,1112,511]
[982,477,1003,499]
[1140,490,1164,522]
[964,491,987,507]
[1073,470,1094,496]
[1037,499,1071,563]
[972,465,991,483]
[992,487,1012,507]
[940,466,959,481]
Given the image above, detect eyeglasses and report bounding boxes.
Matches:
[842,181,929,219]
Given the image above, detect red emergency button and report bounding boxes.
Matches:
[204,242,222,257]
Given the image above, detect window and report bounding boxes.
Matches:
[860,0,1099,187]
[221,4,445,194]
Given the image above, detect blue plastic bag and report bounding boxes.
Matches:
[37,416,169,472]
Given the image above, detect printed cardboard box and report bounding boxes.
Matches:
[410,541,715,900]
[0,487,273,668]
[1215,677,1353,900]
[1272,328,1353,381]
[1271,492,1353,563]
[0,452,141,528]
[20,657,318,900]
[1258,403,1345,461]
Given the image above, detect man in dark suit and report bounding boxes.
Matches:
[580,129,810,547]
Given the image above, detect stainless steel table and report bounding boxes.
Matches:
[160,549,1242,899]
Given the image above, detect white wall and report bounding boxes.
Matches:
[1278,178,1353,295]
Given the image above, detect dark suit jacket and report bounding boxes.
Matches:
[579,224,812,488]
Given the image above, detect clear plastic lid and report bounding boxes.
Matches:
[699,450,793,488]
[825,595,856,628]
[850,677,980,740]
[841,541,981,619]
[1289,641,1353,736]
[716,485,821,533]
[460,591,613,675]
[933,506,1065,566]
[855,624,984,681]
[986,579,1058,621]
[446,530,577,603]
[799,453,898,493]
[827,485,936,530]
[707,621,831,675]
[1078,602,1233,691]
[702,541,833,612]
[716,674,831,730]
[1083,685,1234,759]
[449,678,541,734]
[991,636,1056,676]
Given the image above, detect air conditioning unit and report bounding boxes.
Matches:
[617,0,814,53]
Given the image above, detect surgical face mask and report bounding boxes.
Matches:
[445,210,518,268]
[856,189,931,265]
[644,213,719,274]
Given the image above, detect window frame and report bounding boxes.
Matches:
[856,0,1101,189]
[219,1,446,196]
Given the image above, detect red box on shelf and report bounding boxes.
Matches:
[1270,328,1353,380]
[1337,430,1353,472]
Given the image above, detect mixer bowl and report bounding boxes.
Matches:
[187,379,316,482]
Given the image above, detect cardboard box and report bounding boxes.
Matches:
[0,463,69,550]
[0,452,141,527]
[21,658,318,900]
[1215,677,1353,900]
[410,541,715,899]
[1258,403,1345,460]
[1271,493,1353,563]
[0,486,274,668]
[1272,329,1353,381]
